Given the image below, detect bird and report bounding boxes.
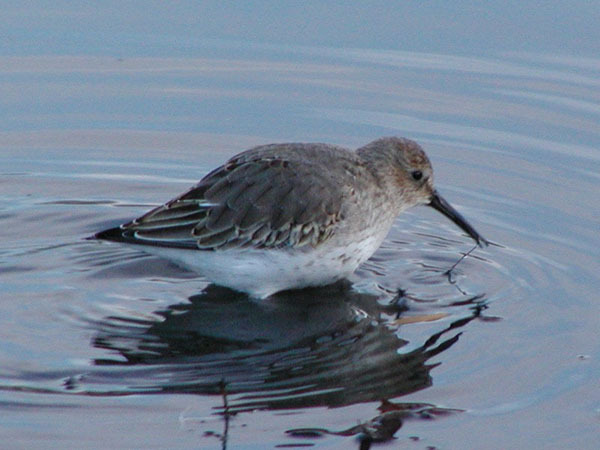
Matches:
[95,137,487,299]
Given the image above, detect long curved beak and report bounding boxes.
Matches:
[428,190,488,247]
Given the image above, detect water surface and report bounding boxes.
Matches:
[1,3,599,449]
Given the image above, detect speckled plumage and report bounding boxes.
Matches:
[96,137,486,298]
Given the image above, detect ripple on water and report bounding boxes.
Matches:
[1,46,599,448]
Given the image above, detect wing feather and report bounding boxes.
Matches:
[119,146,357,250]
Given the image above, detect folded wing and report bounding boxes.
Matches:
[118,154,345,251]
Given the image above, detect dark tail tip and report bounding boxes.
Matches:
[93,226,126,242]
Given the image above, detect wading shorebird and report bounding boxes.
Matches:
[96,137,487,298]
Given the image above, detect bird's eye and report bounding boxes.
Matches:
[411,170,423,181]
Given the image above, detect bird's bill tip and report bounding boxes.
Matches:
[428,191,487,247]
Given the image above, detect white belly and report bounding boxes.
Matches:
[143,226,388,299]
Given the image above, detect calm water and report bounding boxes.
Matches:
[1,3,600,449]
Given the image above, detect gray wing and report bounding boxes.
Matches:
[120,153,348,250]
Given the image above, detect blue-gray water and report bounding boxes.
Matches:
[1,2,599,449]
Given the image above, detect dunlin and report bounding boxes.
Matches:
[96,137,486,298]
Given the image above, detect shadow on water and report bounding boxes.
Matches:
[86,281,488,448]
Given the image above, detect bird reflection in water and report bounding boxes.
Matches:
[92,282,488,448]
